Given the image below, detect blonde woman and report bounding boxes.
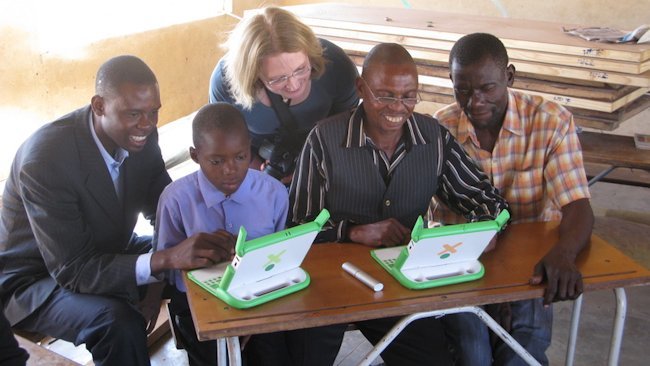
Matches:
[209,6,359,181]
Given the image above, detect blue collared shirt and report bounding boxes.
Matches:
[90,115,159,285]
[88,115,129,199]
[155,168,289,291]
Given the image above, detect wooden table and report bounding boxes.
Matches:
[184,221,650,365]
[579,131,650,187]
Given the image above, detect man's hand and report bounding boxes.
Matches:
[151,230,236,274]
[348,218,410,247]
[530,199,593,306]
[529,247,583,306]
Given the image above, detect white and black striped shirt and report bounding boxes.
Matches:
[289,107,508,242]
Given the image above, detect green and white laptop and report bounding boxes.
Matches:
[371,210,510,290]
[187,209,330,309]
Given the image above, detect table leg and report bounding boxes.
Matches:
[565,294,583,366]
[226,337,242,366]
[588,166,616,186]
[217,338,227,366]
[608,288,627,366]
[357,306,541,366]
[216,337,243,366]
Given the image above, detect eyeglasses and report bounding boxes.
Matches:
[264,65,312,89]
[360,77,420,107]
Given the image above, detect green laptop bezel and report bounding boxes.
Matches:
[213,272,311,309]
[371,250,485,290]
[371,210,509,290]
[187,209,329,309]
[232,208,330,257]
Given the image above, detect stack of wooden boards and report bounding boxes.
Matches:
[285,3,650,131]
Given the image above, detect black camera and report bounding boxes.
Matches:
[258,138,297,180]
[257,129,305,180]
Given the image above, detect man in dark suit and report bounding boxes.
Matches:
[0,55,234,366]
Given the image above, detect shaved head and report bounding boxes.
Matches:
[362,43,416,77]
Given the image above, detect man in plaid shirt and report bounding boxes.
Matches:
[433,33,594,366]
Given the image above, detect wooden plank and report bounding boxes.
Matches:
[415,91,648,131]
[415,71,648,112]
[521,86,648,113]
[312,25,650,74]
[350,54,640,102]
[569,94,650,122]
[331,37,650,87]
[16,335,80,366]
[147,304,171,348]
[572,116,620,131]
[513,78,638,102]
[285,4,650,62]
[579,131,650,170]
[354,57,649,113]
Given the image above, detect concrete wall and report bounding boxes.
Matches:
[1,0,647,180]
[0,5,238,180]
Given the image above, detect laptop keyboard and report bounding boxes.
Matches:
[204,276,223,289]
[382,258,396,267]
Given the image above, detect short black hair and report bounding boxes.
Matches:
[192,103,249,147]
[449,33,509,70]
[95,55,157,96]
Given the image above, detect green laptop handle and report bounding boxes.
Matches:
[494,209,510,228]
[234,208,331,256]
[411,209,510,243]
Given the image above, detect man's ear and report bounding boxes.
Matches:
[355,76,365,100]
[189,146,199,163]
[506,64,516,87]
[90,95,105,116]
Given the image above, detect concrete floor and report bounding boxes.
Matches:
[142,181,650,366]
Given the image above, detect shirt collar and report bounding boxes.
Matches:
[502,89,525,136]
[89,114,129,169]
[455,89,524,145]
[344,104,428,149]
[197,168,253,208]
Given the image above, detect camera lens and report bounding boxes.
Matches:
[263,164,286,180]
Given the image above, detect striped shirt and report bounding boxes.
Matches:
[289,106,508,242]
[433,89,590,224]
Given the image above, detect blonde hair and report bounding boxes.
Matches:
[222,7,326,110]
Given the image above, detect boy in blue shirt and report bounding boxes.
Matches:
[155,103,289,365]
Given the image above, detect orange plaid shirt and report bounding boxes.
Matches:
[432,89,590,224]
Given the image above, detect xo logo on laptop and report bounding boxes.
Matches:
[263,249,287,271]
[438,242,462,259]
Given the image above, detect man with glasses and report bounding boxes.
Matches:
[289,42,508,365]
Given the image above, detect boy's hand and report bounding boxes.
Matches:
[151,230,236,274]
[348,219,410,247]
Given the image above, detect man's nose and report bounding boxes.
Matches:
[388,99,408,111]
[468,90,486,108]
[137,112,157,129]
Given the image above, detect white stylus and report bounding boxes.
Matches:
[342,262,384,292]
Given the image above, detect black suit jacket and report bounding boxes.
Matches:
[0,106,171,324]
